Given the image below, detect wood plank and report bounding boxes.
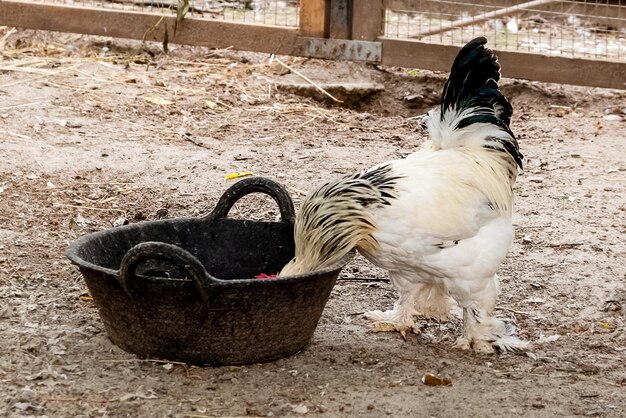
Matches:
[381,38,626,90]
[299,0,329,38]
[329,0,352,39]
[1,1,623,90]
[0,1,298,55]
[352,0,383,41]
[295,37,381,62]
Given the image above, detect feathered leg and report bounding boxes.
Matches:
[363,272,419,339]
[413,282,453,320]
[452,275,528,353]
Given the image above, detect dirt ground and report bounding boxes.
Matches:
[1,29,625,418]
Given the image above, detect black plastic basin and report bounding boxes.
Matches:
[66,177,353,366]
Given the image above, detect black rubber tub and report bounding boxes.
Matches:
[66,177,353,366]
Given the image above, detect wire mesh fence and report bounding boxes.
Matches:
[27,0,300,26]
[384,0,626,61]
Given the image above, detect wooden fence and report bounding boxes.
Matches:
[0,0,624,89]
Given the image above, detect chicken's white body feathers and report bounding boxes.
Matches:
[359,147,514,303]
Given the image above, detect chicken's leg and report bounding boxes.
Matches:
[413,282,453,320]
[363,273,419,339]
[452,275,528,353]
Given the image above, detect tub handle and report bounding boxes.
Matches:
[119,241,215,301]
[208,176,295,223]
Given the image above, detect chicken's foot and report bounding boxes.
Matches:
[456,306,529,353]
[369,320,419,340]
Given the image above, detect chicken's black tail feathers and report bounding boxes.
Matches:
[441,37,512,130]
[437,37,523,169]
[441,38,498,112]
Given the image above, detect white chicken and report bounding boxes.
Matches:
[280,37,527,353]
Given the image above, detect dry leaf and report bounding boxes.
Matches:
[113,216,129,227]
[75,214,89,228]
[13,402,34,411]
[204,100,217,109]
[292,404,308,414]
[421,372,452,386]
[79,293,93,302]
[143,96,173,106]
[225,171,253,181]
[0,305,14,319]
[538,333,560,343]
[119,386,157,401]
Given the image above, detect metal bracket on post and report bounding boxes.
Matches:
[294,37,381,63]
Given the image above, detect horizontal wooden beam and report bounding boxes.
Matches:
[1,1,623,89]
[295,37,381,62]
[0,1,298,55]
[381,38,626,90]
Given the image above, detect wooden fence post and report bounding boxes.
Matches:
[352,0,383,41]
[328,0,352,39]
[300,0,329,38]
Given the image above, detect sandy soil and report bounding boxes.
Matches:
[1,30,625,417]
